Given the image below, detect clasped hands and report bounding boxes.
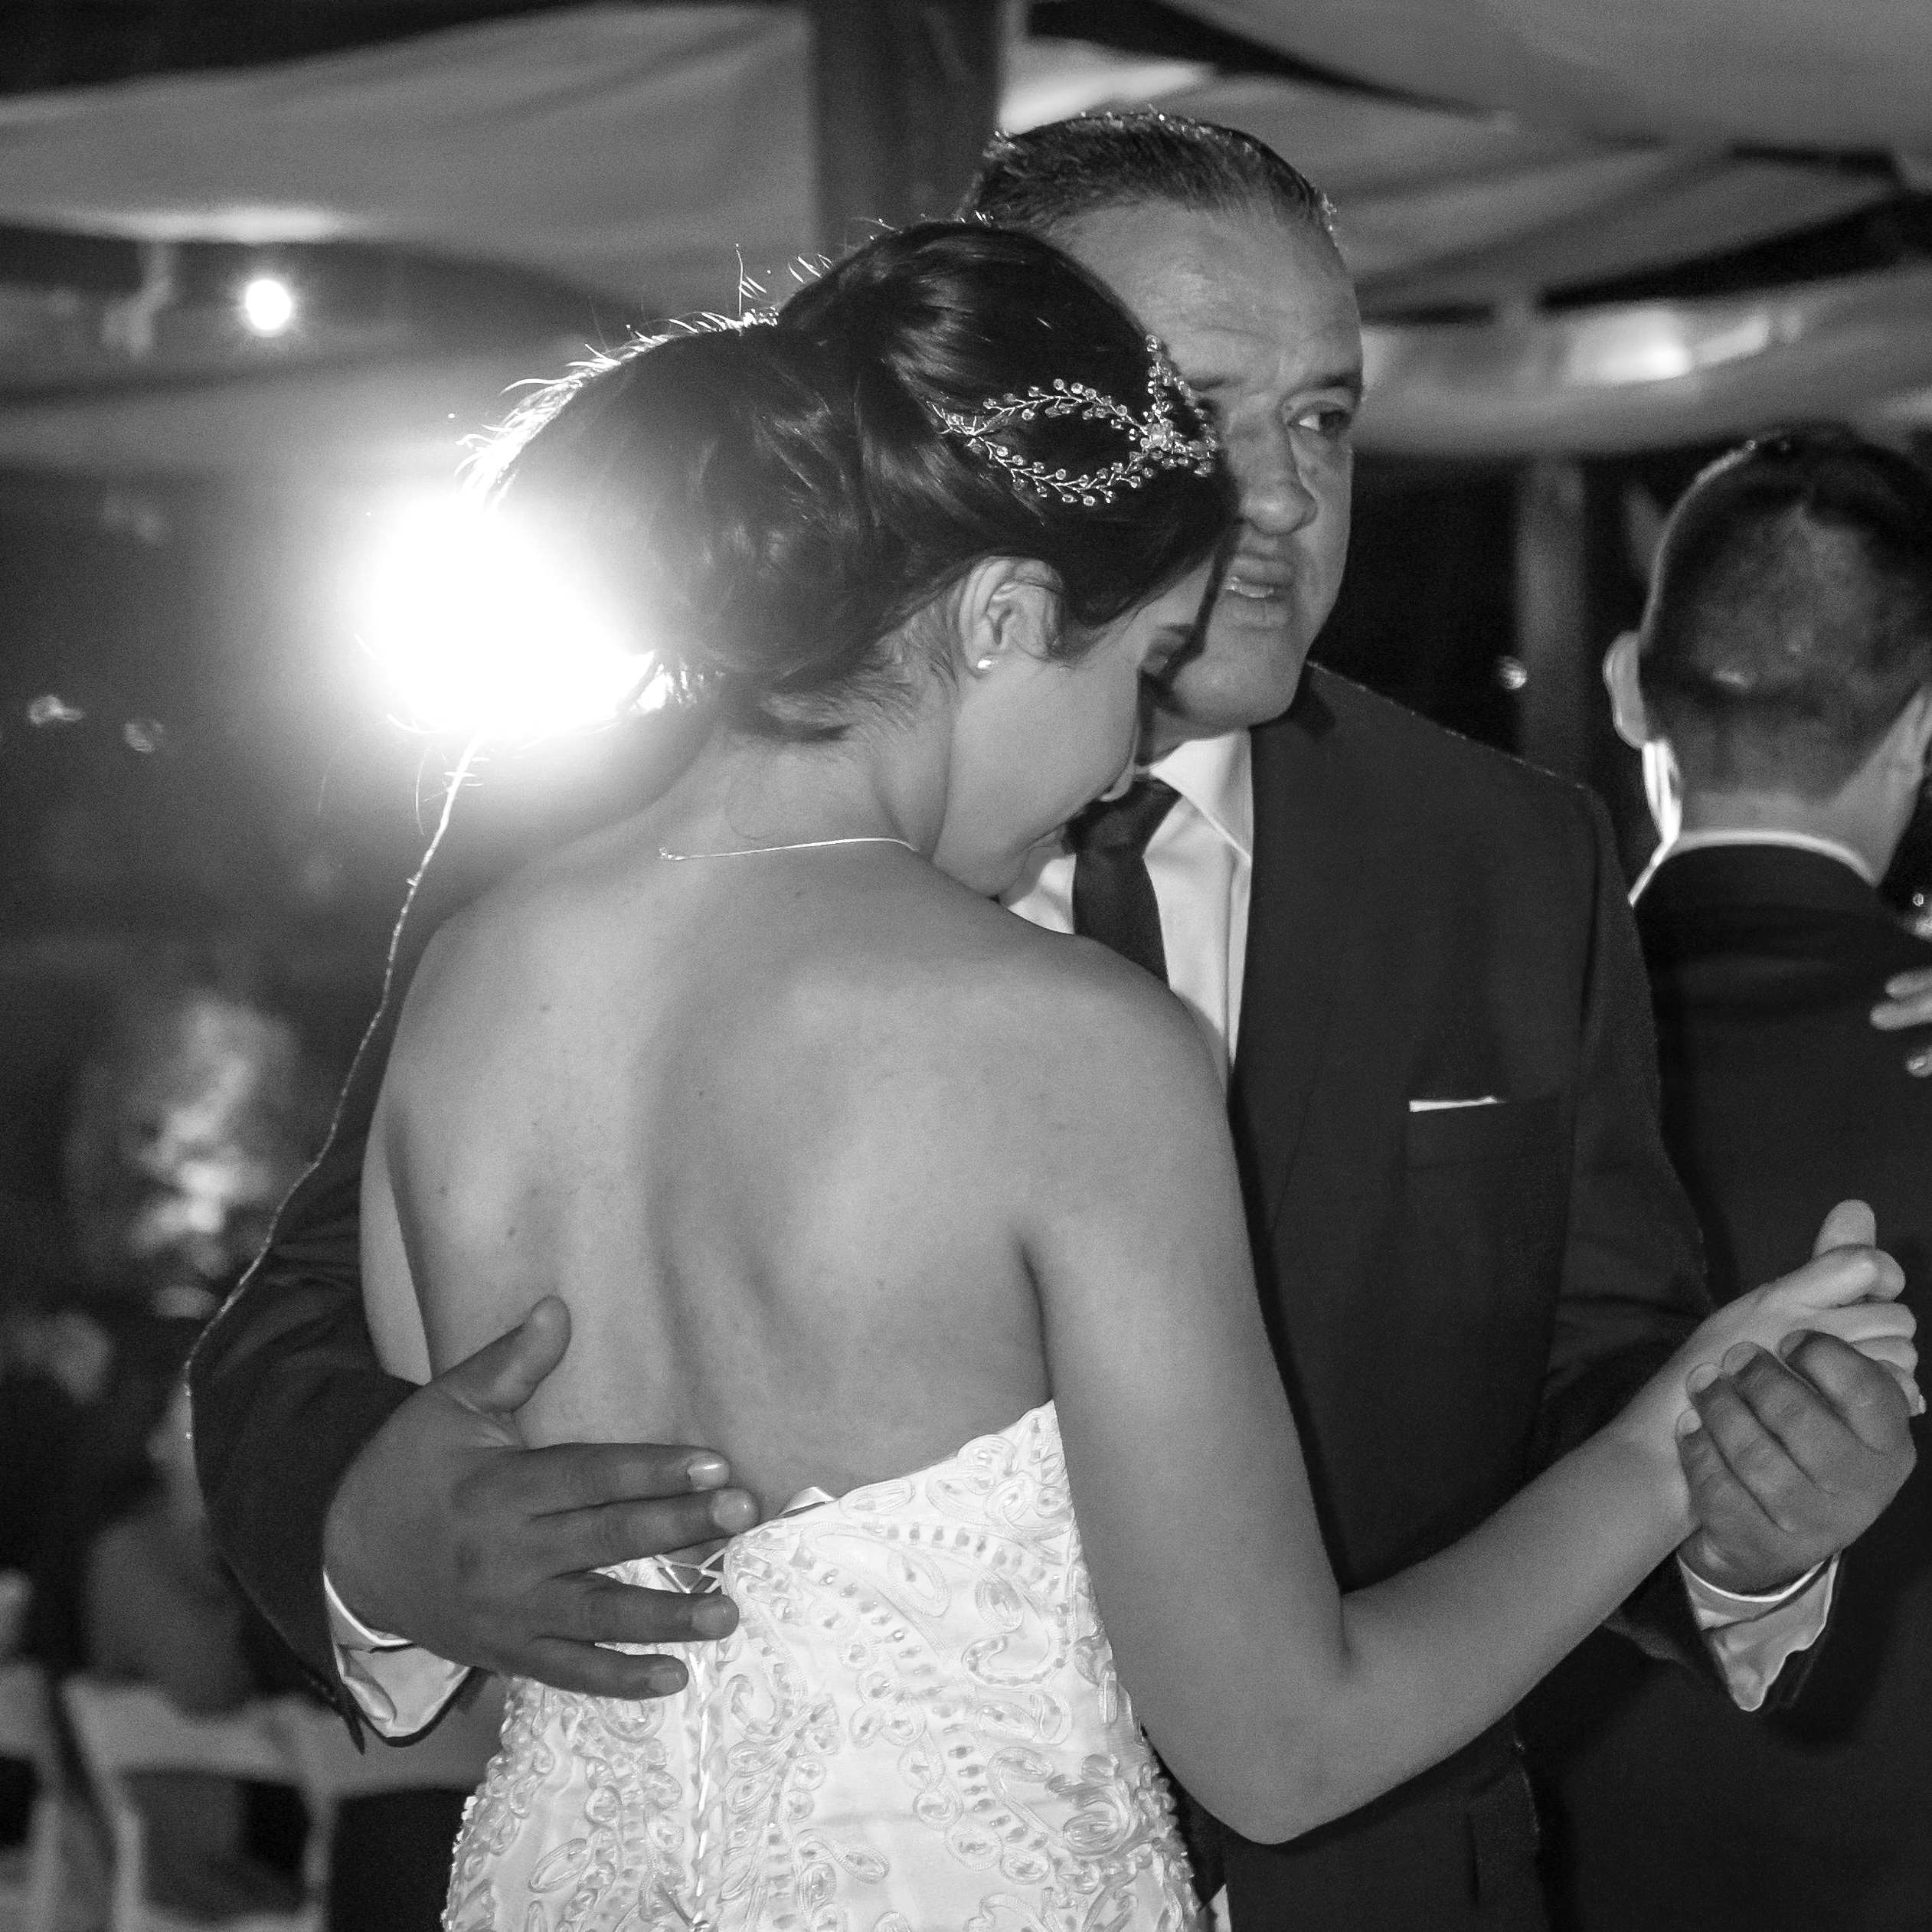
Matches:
[1669,1199,1920,1597]
[325,1207,1921,1696]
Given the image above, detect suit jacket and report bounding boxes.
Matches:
[1521,842,1932,1932]
[190,668,1708,1931]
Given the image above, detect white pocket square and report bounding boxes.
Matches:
[1408,1095,1502,1112]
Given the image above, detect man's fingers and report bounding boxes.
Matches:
[1799,1301,1918,1349]
[435,1296,572,1420]
[1707,1345,1858,1492]
[529,1489,760,1574]
[506,1439,754,1519]
[1686,1369,1814,1531]
[1832,1332,1921,1376]
[1782,1331,1920,1453]
[1869,962,1932,1071]
[1870,966,1932,1031]
[1812,1199,1875,1257]
[546,1574,740,1649]
[518,1637,692,1702]
[1678,1413,1778,1544]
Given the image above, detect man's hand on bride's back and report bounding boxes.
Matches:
[1673,1200,1920,1595]
[322,1296,759,1697]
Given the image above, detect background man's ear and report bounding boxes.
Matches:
[1602,631,1652,753]
[955,557,1059,676]
[1603,631,1681,842]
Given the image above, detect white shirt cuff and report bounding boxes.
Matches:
[1677,1555,1837,1712]
[323,1569,469,1737]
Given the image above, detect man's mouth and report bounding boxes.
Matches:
[1219,564,1294,604]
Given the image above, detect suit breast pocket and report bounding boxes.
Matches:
[1404,1093,1562,1170]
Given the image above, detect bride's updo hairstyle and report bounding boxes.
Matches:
[476,222,1234,740]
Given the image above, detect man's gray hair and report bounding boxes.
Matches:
[959,110,1337,244]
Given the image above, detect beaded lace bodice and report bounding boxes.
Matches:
[444,1403,1204,1930]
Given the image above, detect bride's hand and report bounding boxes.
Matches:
[1686,1199,1917,1405]
[1622,1201,1919,1462]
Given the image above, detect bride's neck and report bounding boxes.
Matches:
[659,709,948,856]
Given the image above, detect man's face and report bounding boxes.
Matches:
[1056,200,1362,747]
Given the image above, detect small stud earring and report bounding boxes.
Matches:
[975,655,995,671]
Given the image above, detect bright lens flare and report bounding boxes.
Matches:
[358,498,655,741]
[240,276,296,336]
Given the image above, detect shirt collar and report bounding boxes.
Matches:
[1633,826,1878,902]
[1147,730,1252,861]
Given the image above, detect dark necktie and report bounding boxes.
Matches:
[1068,776,1180,982]
[1073,773,1224,1904]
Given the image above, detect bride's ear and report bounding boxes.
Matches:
[953,557,1061,679]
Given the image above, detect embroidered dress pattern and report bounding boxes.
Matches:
[445,1405,1203,1930]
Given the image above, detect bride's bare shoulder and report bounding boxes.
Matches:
[387,814,657,1047]
[391,830,1215,1118]
[864,888,1219,1111]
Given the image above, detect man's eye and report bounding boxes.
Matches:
[1295,404,1355,441]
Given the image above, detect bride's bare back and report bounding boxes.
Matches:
[363,814,1143,1515]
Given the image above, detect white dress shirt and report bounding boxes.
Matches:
[1006,731,1253,1084]
[330,731,1826,1729]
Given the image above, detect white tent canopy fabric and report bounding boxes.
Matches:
[1175,0,1932,157]
[1147,72,1891,314]
[3,10,1884,324]
[1359,263,1932,456]
[0,5,815,315]
[0,3,1927,469]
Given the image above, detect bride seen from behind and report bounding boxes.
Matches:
[358,224,1914,1930]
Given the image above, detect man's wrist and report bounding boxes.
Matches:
[1675,1532,1820,1601]
[322,1450,402,1640]
[323,1568,411,1652]
[1679,1551,1828,1614]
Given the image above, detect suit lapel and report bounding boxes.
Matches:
[1231,677,1356,1237]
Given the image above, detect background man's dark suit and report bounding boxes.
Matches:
[1522,841,1932,1932]
[192,669,1708,1932]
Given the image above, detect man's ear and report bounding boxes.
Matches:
[955,557,1060,678]
[1602,630,1652,752]
[1604,632,1681,841]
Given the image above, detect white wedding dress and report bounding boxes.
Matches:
[443,1402,1205,1930]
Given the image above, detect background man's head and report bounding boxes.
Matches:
[960,113,1362,747]
[1607,427,1932,872]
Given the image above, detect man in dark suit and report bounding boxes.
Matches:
[190,122,1916,1931]
[1525,428,1932,1931]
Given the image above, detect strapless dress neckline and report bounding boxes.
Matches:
[445,1401,1205,1930]
[651,1402,1061,1596]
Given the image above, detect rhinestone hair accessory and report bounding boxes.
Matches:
[931,338,1220,507]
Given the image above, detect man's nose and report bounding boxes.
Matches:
[1235,425,1319,537]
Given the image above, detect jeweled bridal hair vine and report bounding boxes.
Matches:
[928,337,1221,507]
